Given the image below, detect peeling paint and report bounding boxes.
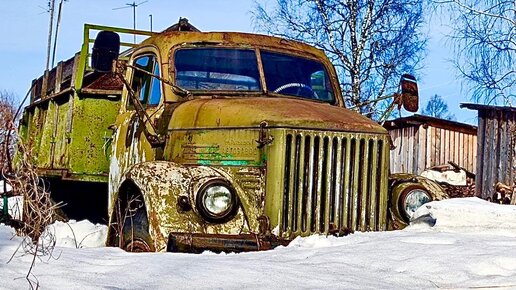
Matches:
[19,25,406,253]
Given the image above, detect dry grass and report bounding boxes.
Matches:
[0,89,62,289]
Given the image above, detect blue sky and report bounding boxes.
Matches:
[0,0,477,124]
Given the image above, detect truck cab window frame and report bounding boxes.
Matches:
[172,47,335,103]
[174,48,261,92]
[128,54,162,109]
[260,50,335,103]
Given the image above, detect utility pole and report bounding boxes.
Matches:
[113,1,148,43]
[45,0,56,71]
[51,0,66,68]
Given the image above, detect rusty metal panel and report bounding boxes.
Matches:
[52,95,72,168]
[170,129,263,167]
[37,100,58,168]
[68,95,120,181]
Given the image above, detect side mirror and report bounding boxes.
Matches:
[400,74,419,112]
[91,31,120,73]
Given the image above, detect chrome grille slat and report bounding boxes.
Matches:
[280,131,389,237]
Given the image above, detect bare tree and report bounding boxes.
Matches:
[422,94,455,120]
[0,90,17,174]
[253,0,427,116]
[440,0,515,105]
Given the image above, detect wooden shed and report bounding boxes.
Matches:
[384,114,478,175]
[461,103,516,201]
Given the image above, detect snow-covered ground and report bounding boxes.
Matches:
[2,197,516,289]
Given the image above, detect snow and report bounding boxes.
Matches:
[0,195,23,220]
[420,168,467,186]
[2,197,516,289]
[51,220,108,248]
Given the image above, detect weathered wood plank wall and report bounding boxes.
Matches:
[475,109,516,200]
[389,125,477,174]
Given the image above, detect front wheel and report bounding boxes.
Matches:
[108,187,155,252]
[121,199,154,252]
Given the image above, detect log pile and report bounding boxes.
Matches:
[424,162,476,199]
[438,176,476,198]
[493,182,515,205]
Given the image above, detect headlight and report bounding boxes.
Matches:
[196,180,239,223]
[402,188,431,220]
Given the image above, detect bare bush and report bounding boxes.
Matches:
[0,90,16,182]
[8,139,59,243]
[0,88,61,289]
[5,137,62,290]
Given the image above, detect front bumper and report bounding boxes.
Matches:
[167,232,290,253]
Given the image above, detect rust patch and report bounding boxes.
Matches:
[169,98,387,134]
[167,232,290,253]
[83,72,123,91]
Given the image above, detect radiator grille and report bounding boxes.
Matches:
[279,131,388,237]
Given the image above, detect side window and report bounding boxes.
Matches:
[130,55,161,108]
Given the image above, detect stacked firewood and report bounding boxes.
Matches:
[425,162,476,199]
[493,182,515,204]
[438,175,476,198]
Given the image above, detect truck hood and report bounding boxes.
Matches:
[168,97,387,134]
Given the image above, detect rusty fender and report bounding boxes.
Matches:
[119,161,251,251]
[388,173,449,230]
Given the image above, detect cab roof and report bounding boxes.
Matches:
[140,31,328,60]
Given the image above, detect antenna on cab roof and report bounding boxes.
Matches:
[112,1,149,43]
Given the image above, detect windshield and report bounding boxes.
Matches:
[174,48,335,102]
[261,51,334,102]
[175,48,261,91]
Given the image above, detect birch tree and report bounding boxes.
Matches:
[253,0,427,116]
[441,0,515,105]
[422,94,455,120]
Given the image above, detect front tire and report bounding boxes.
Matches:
[121,199,154,252]
[108,183,155,252]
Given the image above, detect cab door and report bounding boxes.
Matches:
[109,50,164,200]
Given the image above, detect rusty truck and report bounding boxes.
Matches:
[19,19,446,252]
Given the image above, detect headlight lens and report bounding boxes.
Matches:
[403,189,431,219]
[196,181,238,223]
[203,185,232,215]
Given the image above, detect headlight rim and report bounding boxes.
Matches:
[399,185,432,221]
[195,179,239,224]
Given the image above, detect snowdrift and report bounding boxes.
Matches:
[1,197,515,289]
